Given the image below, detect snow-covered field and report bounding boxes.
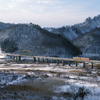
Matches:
[0,57,100,100]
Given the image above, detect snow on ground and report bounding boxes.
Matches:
[0,57,100,99]
[0,63,84,73]
[0,53,6,58]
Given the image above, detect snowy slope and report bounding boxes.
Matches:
[0,22,14,31]
[0,24,81,58]
[44,14,100,41]
[72,27,100,54]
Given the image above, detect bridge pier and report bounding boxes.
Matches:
[62,60,64,66]
[68,61,70,66]
[75,61,77,67]
[42,58,44,63]
[38,58,39,62]
[33,57,36,62]
[91,62,93,69]
[57,59,58,65]
[46,58,48,63]
[19,56,21,61]
[83,62,85,68]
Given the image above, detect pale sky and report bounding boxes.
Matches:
[0,0,100,27]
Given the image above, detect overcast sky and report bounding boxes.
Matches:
[0,0,100,27]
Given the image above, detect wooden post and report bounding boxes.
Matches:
[62,60,64,66]
[42,58,44,63]
[10,56,12,59]
[68,61,70,66]
[75,61,77,67]
[91,62,93,69]
[38,58,39,62]
[19,56,21,61]
[57,59,58,65]
[33,57,36,62]
[46,58,48,63]
[51,59,53,63]
[13,56,15,59]
[83,62,85,68]
[34,57,36,62]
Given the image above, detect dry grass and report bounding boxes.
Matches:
[68,70,84,73]
[0,68,69,75]
[28,65,47,68]
[4,77,66,97]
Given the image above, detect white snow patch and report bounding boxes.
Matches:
[7,74,26,85]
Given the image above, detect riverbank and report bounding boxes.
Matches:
[0,59,100,100]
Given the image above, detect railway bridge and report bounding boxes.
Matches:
[6,50,100,69]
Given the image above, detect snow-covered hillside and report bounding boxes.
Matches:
[72,27,100,54]
[44,14,100,55]
[0,22,14,31]
[44,14,100,41]
[0,24,81,58]
[0,14,100,56]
